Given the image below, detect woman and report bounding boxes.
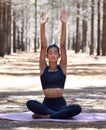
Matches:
[26,10,82,119]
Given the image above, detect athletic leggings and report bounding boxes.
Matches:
[26,96,82,119]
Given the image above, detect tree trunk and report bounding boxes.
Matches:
[82,20,87,52]
[97,0,101,55]
[34,0,37,52]
[21,21,25,51]
[102,0,106,56]
[67,31,71,50]
[17,27,21,50]
[13,11,16,53]
[6,1,11,55]
[51,1,53,43]
[90,0,94,55]
[75,1,80,53]
[0,2,7,56]
[0,1,4,56]
[82,1,87,53]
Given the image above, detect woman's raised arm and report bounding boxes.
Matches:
[39,12,48,75]
[60,10,68,74]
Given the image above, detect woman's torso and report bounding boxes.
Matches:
[40,65,66,98]
[43,88,64,98]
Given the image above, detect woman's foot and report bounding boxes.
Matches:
[32,113,50,119]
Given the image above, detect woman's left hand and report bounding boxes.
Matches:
[60,9,68,23]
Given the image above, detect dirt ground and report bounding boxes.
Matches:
[0,51,106,130]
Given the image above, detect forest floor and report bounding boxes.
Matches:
[0,50,106,130]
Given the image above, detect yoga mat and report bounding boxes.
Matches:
[0,111,106,122]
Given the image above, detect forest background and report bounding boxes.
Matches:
[0,0,106,130]
[0,0,106,56]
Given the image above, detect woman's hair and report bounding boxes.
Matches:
[47,44,59,53]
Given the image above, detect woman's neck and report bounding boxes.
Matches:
[48,62,58,72]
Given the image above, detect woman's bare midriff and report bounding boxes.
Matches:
[43,88,64,98]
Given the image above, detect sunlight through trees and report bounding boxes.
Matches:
[0,0,106,56]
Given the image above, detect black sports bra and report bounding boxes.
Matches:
[40,65,66,90]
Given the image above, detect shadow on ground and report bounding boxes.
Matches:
[0,86,106,129]
[0,52,106,129]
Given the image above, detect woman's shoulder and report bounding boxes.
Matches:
[58,64,66,76]
[40,65,48,76]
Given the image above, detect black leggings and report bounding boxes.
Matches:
[26,96,82,119]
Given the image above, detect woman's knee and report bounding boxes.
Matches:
[69,104,82,113]
[26,100,32,108]
[26,100,38,108]
[75,104,82,113]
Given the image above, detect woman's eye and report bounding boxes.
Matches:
[54,52,58,54]
[48,51,58,55]
[48,52,52,55]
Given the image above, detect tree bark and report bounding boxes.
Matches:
[6,1,11,55]
[75,1,80,53]
[102,0,106,56]
[90,0,94,55]
[13,11,16,53]
[34,0,37,52]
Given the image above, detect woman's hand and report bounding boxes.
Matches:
[60,9,68,23]
[40,12,48,25]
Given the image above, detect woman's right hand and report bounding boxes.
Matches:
[40,12,48,25]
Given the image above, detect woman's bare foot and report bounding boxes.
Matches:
[32,113,50,119]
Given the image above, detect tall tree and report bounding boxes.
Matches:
[34,0,37,52]
[90,0,94,55]
[75,1,80,53]
[97,0,101,55]
[102,0,106,56]
[82,0,87,52]
[6,0,11,54]
[1,2,7,56]
[0,1,4,56]
[13,11,16,53]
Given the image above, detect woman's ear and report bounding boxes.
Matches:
[46,54,48,59]
[58,53,61,58]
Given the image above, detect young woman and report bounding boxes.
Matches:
[26,10,82,119]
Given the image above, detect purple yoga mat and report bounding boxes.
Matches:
[0,111,106,122]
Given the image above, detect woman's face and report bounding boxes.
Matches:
[46,47,60,62]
